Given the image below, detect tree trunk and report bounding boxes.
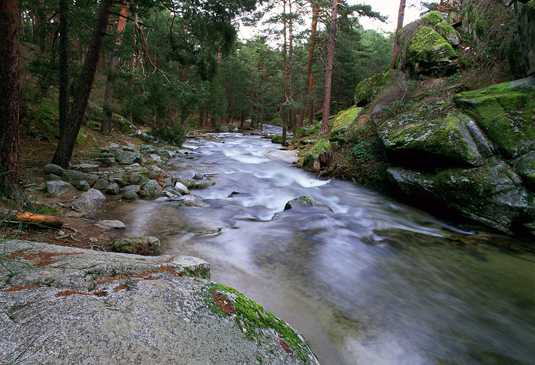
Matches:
[102,1,129,135]
[306,3,319,125]
[51,0,113,168]
[390,0,406,69]
[37,0,46,52]
[0,0,21,199]
[240,111,245,129]
[58,0,69,140]
[320,0,338,136]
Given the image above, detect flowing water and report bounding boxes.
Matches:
[103,126,535,365]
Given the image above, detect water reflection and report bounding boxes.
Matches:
[104,130,535,365]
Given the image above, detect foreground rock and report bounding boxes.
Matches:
[0,240,319,365]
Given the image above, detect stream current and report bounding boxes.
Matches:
[104,126,535,365]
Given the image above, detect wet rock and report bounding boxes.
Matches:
[173,182,189,195]
[44,163,64,176]
[176,177,196,189]
[111,236,161,255]
[105,182,120,195]
[122,190,140,200]
[46,180,75,197]
[141,179,163,198]
[193,173,204,180]
[95,220,126,229]
[161,178,173,188]
[93,177,110,191]
[284,196,333,211]
[123,184,140,192]
[194,181,216,189]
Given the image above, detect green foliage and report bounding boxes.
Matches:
[149,123,186,147]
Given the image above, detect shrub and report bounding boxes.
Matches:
[149,123,186,147]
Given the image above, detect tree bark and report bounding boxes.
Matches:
[306,3,319,125]
[102,1,129,135]
[320,0,338,136]
[0,0,21,199]
[390,0,406,69]
[52,0,113,168]
[58,0,69,140]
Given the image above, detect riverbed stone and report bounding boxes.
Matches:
[141,179,163,198]
[122,190,139,200]
[173,182,189,195]
[71,189,105,216]
[63,170,98,185]
[194,181,216,189]
[112,149,142,165]
[176,177,197,189]
[44,163,64,176]
[111,236,161,255]
[284,196,333,211]
[95,220,126,229]
[93,177,110,191]
[46,180,75,197]
[105,182,120,195]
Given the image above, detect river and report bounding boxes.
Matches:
[104,126,535,365]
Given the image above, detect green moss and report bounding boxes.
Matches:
[407,26,457,65]
[76,131,88,145]
[453,80,535,159]
[271,135,283,144]
[330,106,362,135]
[422,11,444,25]
[354,67,393,106]
[476,19,491,38]
[214,284,309,362]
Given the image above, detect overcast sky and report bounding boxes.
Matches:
[238,0,432,40]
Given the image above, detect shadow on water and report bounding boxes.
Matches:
[101,130,535,365]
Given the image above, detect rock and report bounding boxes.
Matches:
[71,189,105,216]
[93,177,110,191]
[271,135,283,144]
[123,184,140,192]
[193,173,204,180]
[105,182,120,195]
[176,177,197,189]
[387,157,535,235]
[354,68,399,106]
[111,236,161,255]
[0,240,317,365]
[422,11,461,47]
[73,163,99,172]
[122,190,140,200]
[227,123,239,132]
[46,180,75,197]
[45,174,62,181]
[330,106,363,143]
[112,148,142,165]
[141,179,163,198]
[149,153,162,162]
[512,151,535,190]
[284,196,333,211]
[194,181,216,189]
[161,178,173,187]
[140,145,155,154]
[173,182,189,195]
[303,139,331,173]
[93,156,115,165]
[43,163,64,176]
[453,76,535,159]
[128,173,144,185]
[95,220,126,229]
[395,22,459,77]
[63,170,98,185]
[78,180,91,192]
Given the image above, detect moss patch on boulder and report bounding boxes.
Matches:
[303,139,331,173]
[354,68,394,106]
[406,26,458,76]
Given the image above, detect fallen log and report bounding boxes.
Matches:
[0,208,63,229]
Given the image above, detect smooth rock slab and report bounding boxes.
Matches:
[95,220,126,230]
[0,240,317,365]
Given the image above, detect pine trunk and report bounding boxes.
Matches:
[390,0,406,69]
[306,4,319,125]
[58,0,69,139]
[320,0,338,136]
[103,1,129,135]
[0,0,21,198]
[52,0,113,168]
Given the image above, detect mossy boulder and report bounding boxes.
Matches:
[453,77,535,159]
[388,157,535,235]
[377,99,489,169]
[141,179,163,198]
[284,196,333,211]
[329,106,363,144]
[405,26,459,76]
[354,68,395,106]
[303,139,331,173]
[512,151,535,190]
[271,134,283,144]
[422,11,461,46]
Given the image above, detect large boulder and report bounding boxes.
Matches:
[46,180,75,197]
[284,196,333,212]
[141,179,163,198]
[112,148,142,165]
[71,188,106,216]
[395,21,459,78]
[303,139,331,173]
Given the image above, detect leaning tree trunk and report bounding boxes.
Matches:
[390,0,406,69]
[0,0,21,199]
[102,1,129,135]
[320,0,339,136]
[51,0,113,168]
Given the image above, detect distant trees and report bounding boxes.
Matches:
[0,0,21,198]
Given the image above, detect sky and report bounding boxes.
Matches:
[238,0,431,40]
